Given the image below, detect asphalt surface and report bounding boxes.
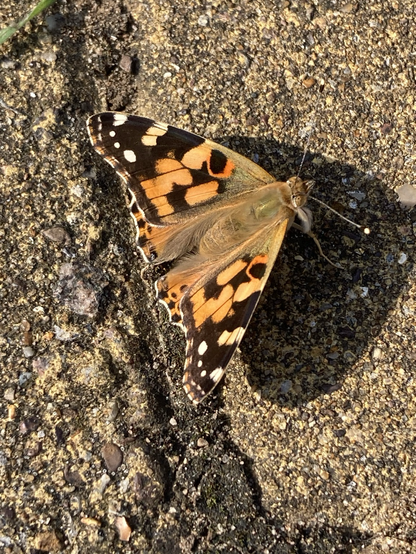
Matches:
[0,0,415,552]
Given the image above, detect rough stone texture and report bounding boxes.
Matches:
[0,0,415,552]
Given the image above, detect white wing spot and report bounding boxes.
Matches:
[198,341,208,356]
[190,379,203,392]
[113,114,128,126]
[218,327,245,346]
[198,361,203,369]
[109,130,116,137]
[114,142,120,149]
[209,368,223,383]
[200,369,206,376]
[124,150,136,163]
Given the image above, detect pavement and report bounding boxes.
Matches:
[0,0,415,552]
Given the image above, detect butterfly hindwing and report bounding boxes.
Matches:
[156,220,289,403]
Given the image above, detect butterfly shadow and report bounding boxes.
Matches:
[219,136,411,409]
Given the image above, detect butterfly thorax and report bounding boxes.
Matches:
[198,180,306,257]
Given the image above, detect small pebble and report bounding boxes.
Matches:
[19,372,32,386]
[339,3,355,13]
[237,52,250,67]
[20,320,31,332]
[302,77,316,88]
[54,325,77,341]
[119,478,130,493]
[19,418,39,433]
[198,14,209,26]
[81,517,101,527]
[102,442,123,472]
[4,387,15,401]
[40,50,57,63]
[45,13,66,33]
[22,346,35,358]
[42,226,70,244]
[398,252,407,265]
[64,467,85,487]
[119,54,133,72]
[94,474,111,495]
[280,380,292,394]
[1,58,16,69]
[115,516,132,542]
[372,347,383,361]
[8,405,16,420]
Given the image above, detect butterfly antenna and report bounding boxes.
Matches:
[309,195,371,234]
[297,81,327,178]
[296,121,315,179]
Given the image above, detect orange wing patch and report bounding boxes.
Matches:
[157,267,207,325]
[192,284,235,328]
[181,145,236,178]
[141,124,168,146]
[216,259,247,286]
[184,181,219,205]
[142,169,193,198]
[155,158,183,174]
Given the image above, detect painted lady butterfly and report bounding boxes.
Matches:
[87,113,314,404]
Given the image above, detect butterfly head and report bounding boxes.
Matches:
[286,177,314,234]
[287,177,315,209]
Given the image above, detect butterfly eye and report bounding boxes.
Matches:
[292,193,306,208]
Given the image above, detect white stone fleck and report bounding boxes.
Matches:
[398,252,407,265]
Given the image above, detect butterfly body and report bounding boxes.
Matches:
[87,113,313,403]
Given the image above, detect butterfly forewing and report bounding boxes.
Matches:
[87,113,276,228]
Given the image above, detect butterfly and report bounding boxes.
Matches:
[87,113,314,404]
